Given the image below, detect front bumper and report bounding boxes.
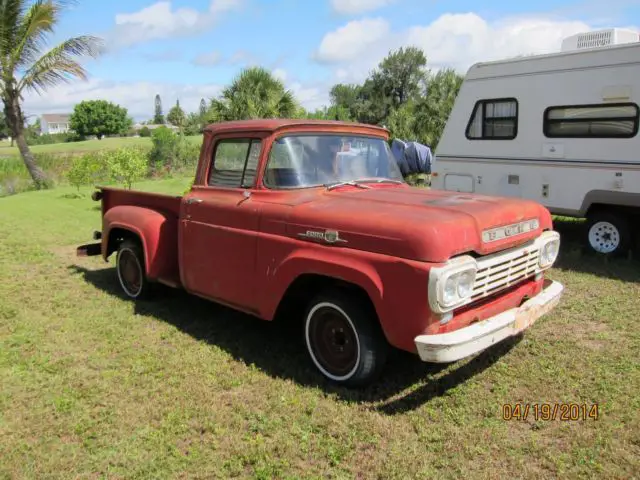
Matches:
[414,279,564,363]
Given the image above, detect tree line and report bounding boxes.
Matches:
[0,0,463,188]
[197,46,464,150]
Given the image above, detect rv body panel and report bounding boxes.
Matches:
[432,38,640,254]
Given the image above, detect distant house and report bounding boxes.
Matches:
[40,114,72,135]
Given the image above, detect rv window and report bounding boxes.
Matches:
[466,98,518,140]
[544,103,639,138]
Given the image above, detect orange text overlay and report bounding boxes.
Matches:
[501,403,599,421]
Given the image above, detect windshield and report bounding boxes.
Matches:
[263,134,405,189]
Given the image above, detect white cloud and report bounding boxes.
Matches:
[210,0,243,14]
[22,79,222,121]
[272,68,287,82]
[330,0,396,15]
[315,12,594,84]
[191,49,261,68]
[192,51,223,66]
[228,49,259,66]
[22,71,328,121]
[110,0,243,48]
[22,10,601,121]
[268,68,330,111]
[315,18,390,63]
[406,13,591,70]
[142,49,183,62]
[290,82,329,112]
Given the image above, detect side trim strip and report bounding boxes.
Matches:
[435,154,640,168]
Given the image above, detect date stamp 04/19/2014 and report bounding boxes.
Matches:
[502,403,599,421]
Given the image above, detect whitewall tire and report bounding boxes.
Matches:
[303,289,388,387]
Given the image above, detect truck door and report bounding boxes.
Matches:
[179,133,265,312]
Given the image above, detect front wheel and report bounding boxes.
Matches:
[585,211,630,255]
[303,289,388,388]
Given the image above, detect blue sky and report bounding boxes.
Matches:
[23,0,640,121]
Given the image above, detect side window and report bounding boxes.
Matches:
[466,98,518,140]
[544,103,639,138]
[264,140,313,188]
[208,138,262,188]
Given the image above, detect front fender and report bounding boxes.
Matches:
[263,247,384,320]
[102,205,178,280]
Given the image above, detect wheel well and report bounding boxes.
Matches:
[585,203,640,220]
[273,274,378,324]
[106,228,142,258]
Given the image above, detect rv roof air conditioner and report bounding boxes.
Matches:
[561,28,639,52]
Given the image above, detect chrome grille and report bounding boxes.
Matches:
[472,244,540,301]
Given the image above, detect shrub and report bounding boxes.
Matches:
[104,147,148,189]
[27,133,69,146]
[139,126,151,137]
[149,126,176,169]
[149,127,199,174]
[66,153,106,192]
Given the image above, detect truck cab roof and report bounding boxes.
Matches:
[203,119,390,136]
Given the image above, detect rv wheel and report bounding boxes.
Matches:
[585,211,630,255]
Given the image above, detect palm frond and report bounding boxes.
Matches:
[12,0,57,70]
[0,0,26,65]
[18,34,103,94]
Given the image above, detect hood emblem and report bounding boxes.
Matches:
[298,229,348,244]
[482,218,539,243]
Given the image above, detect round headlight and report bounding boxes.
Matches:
[541,239,560,266]
[443,276,457,304]
[457,271,475,298]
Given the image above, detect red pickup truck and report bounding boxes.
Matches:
[77,119,564,387]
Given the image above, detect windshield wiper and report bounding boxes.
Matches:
[325,180,372,191]
[352,177,404,185]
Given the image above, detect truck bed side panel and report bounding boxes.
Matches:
[100,187,183,218]
[98,188,182,286]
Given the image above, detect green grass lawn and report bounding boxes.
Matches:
[0,135,202,157]
[0,179,639,478]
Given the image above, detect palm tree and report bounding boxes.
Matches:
[209,66,298,121]
[0,0,103,188]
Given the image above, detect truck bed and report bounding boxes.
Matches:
[90,186,184,288]
[97,186,183,218]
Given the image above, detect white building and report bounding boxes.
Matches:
[40,114,72,135]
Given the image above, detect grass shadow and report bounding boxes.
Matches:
[69,264,522,413]
[553,216,640,283]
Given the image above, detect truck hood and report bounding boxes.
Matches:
[285,185,553,263]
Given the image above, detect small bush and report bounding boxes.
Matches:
[104,147,148,189]
[139,126,151,137]
[66,153,106,192]
[27,133,70,146]
[149,127,199,175]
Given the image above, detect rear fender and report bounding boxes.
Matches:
[102,205,178,280]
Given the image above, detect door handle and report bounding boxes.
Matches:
[185,198,203,205]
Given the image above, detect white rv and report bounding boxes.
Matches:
[431,28,640,255]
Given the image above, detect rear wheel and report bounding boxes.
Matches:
[303,289,388,387]
[585,211,630,255]
[116,238,154,300]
